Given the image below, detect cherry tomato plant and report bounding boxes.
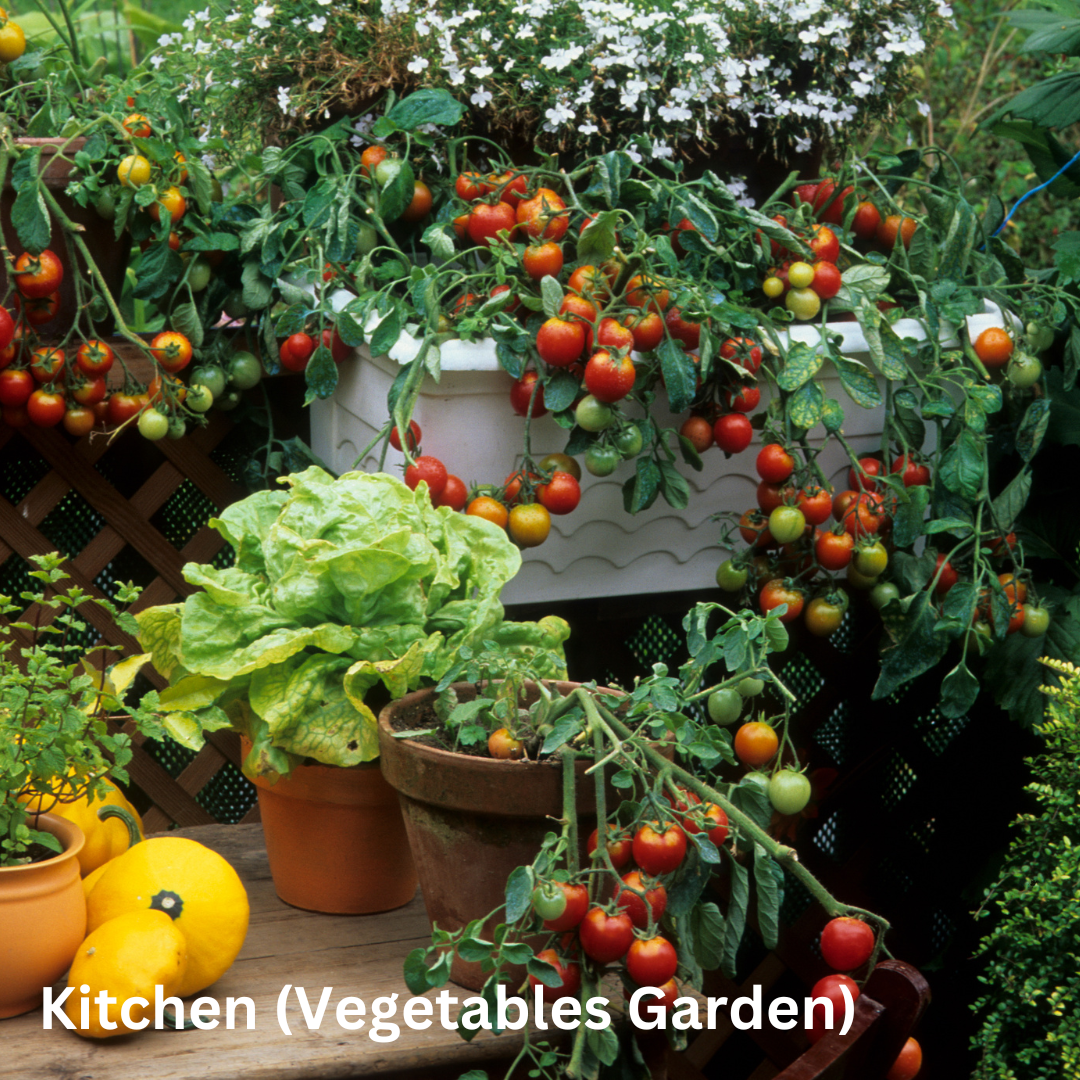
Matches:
[402,601,903,1079]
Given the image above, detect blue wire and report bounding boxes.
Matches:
[992,145,1080,236]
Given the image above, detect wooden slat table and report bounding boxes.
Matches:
[0,824,527,1080]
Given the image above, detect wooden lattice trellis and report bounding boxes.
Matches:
[0,348,256,833]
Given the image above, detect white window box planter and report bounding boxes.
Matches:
[310,305,1005,606]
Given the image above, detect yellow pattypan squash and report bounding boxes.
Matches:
[21,778,144,878]
[65,909,188,1039]
[86,836,249,998]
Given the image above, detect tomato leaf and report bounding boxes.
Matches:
[776,341,822,392]
[940,661,980,719]
[689,901,725,971]
[540,274,563,319]
[379,158,415,224]
[731,776,772,832]
[241,257,273,311]
[873,592,952,699]
[1065,323,1080,392]
[892,387,926,448]
[495,343,524,379]
[386,88,465,130]
[303,345,339,404]
[504,865,533,923]
[370,306,403,357]
[753,844,784,951]
[335,311,366,348]
[543,371,578,413]
[787,379,824,431]
[587,1024,620,1067]
[624,457,661,514]
[677,434,704,472]
[1016,398,1051,462]
[674,190,719,244]
[721,859,749,978]
[822,398,845,433]
[134,242,184,301]
[11,181,50,256]
[991,469,1032,530]
[577,209,619,262]
[274,303,309,338]
[666,856,712,918]
[891,484,931,547]
[939,429,985,500]
[833,356,883,408]
[171,300,204,349]
[422,222,456,261]
[657,460,690,510]
[185,153,214,217]
[659,339,697,413]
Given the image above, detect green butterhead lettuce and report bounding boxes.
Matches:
[135,468,568,776]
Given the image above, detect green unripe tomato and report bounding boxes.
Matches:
[1020,603,1050,638]
[613,424,643,458]
[707,688,742,726]
[965,621,993,655]
[189,364,226,400]
[228,351,263,390]
[187,255,213,293]
[167,416,187,440]
[186,384,214,413]
[846,563,879,590]
[215,388,243,412]
[870,581,900,610]
[768,505,806,544]
[223,289,249,319]
[1026,322,1054,352]
[531,883,567,922]
[576,395,614,432]
[95,191,116,220]
[716,559,748,591]
[1007,351,1042,389]
[584,444,620,477]
[137,408,169,441]
[737,676,765,698]
[768,769,812,815]
[785,287,821,321]
[742,772,771,797]
[355,223,379,256]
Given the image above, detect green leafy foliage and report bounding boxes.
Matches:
[970,659,1080,1075]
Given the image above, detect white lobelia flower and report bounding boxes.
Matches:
[307,15,326,32]
[407,56,430,72]
[471,85,493,107]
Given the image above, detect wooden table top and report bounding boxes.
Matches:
[0,823,526,1080]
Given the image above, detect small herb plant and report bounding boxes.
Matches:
[0,553,159,866]
[404,602,902,1079]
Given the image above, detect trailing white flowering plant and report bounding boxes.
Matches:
[155,0,951,167]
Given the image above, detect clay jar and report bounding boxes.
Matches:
[0,813,86,1019]
[378,681,623,990]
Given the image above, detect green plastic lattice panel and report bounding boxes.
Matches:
[881,750,918,810]
[779,651,825,713]
[813,702,852,766]
[626,614,682,671]
[0,434,50,504]
[195,758,257,824]
[913,705,970,756]
[151,479,221,550]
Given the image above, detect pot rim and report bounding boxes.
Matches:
[0,811,84,873]
[377,679,623,773]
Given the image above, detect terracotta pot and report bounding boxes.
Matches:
[377,681,623,990]
[1,138,131,335]
[0,813,86,1019]
[243,738,418,915]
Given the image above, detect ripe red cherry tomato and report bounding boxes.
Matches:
[632,822,687,876]
[587,825,632,868]
[27,387,66,427]
[759,579,805,623]
[756,443,795,483]
[433,474,468,512]
[807,974,860,1043]
[467,200,517,247]
[796,486,833,525]
[933,553,958,595]
[509,370,547,417]
[76,339,115,377]
[529,948,581,1002]
[537,471,581,516]
[713,413,752,454]
[389,420,421,452]
[13,249,63,298]
[885,1036,923,1080]
[626,936,678,987]
[0,368,34,407]
[536,316,586,367]
[584,349,636,403]
[540,881,589,932]
[722,384,761,413]
[579,907,634,964]
[404,455,449,497]
[615,871,667,929]
[890,454,931,487]
[720,336,763,373]
[819,916,875,971]
[848,456,882,492]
